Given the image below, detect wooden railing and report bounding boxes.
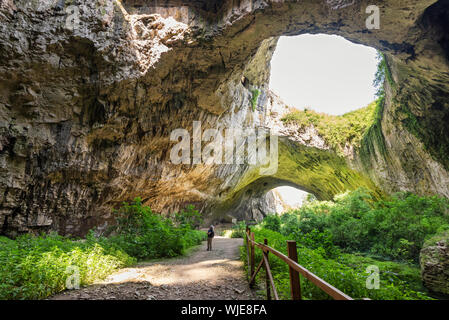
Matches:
[245,227,353,300]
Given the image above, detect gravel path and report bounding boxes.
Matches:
[50,236,257,300]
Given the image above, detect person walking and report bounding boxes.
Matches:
[207,225,215,251]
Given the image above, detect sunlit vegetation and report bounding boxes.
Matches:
[0,233,135,300]
[281,101,377,155]
[107,199,206,260]
[0,199,206,300]
[239,189,449,300]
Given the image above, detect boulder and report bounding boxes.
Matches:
[420,231,449,295]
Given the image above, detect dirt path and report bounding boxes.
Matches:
[50,236,257,300]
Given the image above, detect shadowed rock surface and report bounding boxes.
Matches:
[420,231,449,295]
[1,0,449,237]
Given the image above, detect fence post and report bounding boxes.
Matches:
[249,231,255,288]
[264,238,271,300]
[287,240,302,300]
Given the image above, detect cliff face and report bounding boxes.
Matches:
[1,0,449,236]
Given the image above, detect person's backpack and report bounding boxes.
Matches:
[208,229,214,238]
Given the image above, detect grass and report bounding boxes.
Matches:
[251,89,261,111]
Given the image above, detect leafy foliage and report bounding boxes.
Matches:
[261,214,281,233]
[357,95,388,167]
[284,189,449,263]
[241,227,431,300]
[281,101,377,155]
[250,89,260,111]
[241,189,449,300]
[173,204,204,229]
[373,51,394,98]
[108,198,206,260]
[280,52,393,158]
[0,233,135,300]
[0,199,206,300]
[230,221,247,238]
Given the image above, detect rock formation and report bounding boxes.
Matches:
[1,0,449,236]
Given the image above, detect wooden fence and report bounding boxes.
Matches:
[245,227,353,300]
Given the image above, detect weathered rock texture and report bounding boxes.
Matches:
[1,0,449,236]
[420,231,449,295]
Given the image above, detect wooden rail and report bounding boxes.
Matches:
[245,227,353,300]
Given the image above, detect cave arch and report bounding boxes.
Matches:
[207,137,383,223]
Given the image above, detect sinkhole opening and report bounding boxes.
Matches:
[269,34,379,116]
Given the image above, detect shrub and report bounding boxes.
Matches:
[230,221,247,238]
[0,199,206,300]
[250,89,260,111]
[261,214,281,233]
[240,228,431,300]
[174,204,204,229]
[281,101,378,155]
[247,189,449,299]
[108,198,206,260]
[280,189,449,263]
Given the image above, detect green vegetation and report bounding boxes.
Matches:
[358,96,388,168]
[240,189,449,300]
[357,51,390,167]
[105,198,206,260]
[397,98,449,171]
[281,101,377,156]
[374,51,394,98]
[173,204,204,230]
[241,228,430,300]
[276,189,449,263]
[250,89,260,111]
[0,198,206,300]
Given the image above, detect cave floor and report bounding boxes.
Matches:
[49,237,258,300]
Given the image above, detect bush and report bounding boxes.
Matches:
[279,189,449,263]
[0,233,135,300]
[281,100,378,156]
[261,214,281,233]
[108,198,206,260]
[246,189,449,299]
[230,221,247,238]
[174,204,204,229]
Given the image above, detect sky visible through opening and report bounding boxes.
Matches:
[273,186,309,212]
[269,34,378,116]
